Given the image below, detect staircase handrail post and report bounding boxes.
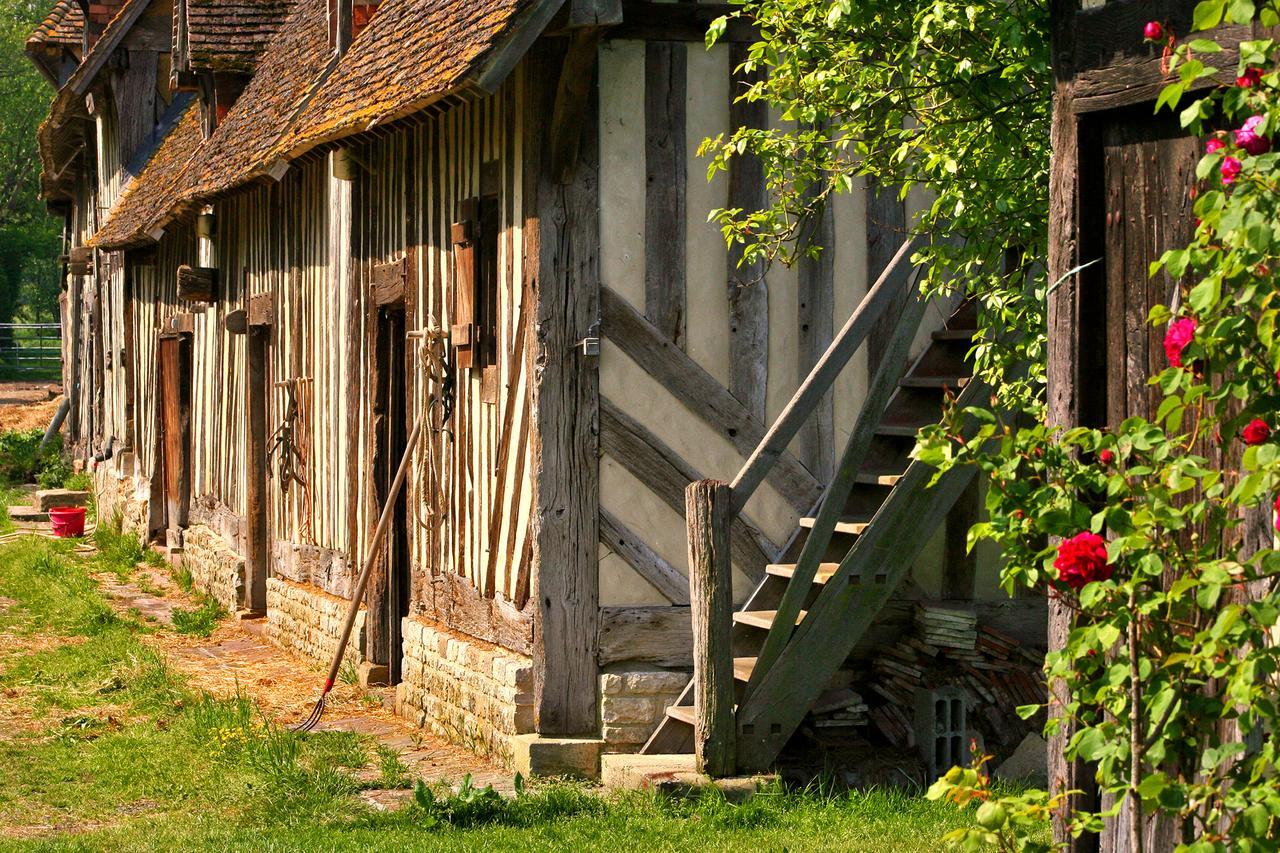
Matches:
[686,478,736,777]
[729,236,920,516]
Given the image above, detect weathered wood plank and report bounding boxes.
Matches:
[644,41,687,349]
[245,326,269,614]
[549,27,604,185]
[600,507,689,605]
[796,197,835,480]
[726,42,769,421]
[686,479,735,777]
[526,44,602,736]
[600,286,822,512]
[598,605,692,668]
[865,183,907,379]
[600,396,774,582]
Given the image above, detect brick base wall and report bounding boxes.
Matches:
[599,667,690,753]
[395,616,533,768]
[266,577,365,671]
[182,524,246,612]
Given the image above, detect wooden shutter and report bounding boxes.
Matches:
[451,197,499,370]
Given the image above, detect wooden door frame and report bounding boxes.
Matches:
[157,327,193,545]
[244,297,273,617]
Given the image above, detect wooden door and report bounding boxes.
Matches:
[158,334,191,542]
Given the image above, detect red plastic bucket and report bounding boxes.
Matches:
[49,506,86,537]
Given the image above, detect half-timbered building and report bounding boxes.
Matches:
[32,0,1045,776]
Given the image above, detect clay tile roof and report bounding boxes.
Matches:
[187,0,333,197]
[186,0,293,73]
[285,0,531,153]
[27,0,84,48]
[92,101,205,249]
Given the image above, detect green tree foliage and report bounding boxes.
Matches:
[0,0,61,328]
[704,0,1051,411]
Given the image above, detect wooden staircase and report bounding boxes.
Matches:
[640,242,989,773]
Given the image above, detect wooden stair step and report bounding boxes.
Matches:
[855,470,903,486]
[932,328,975,341]
[733,609,806,630]
[876,422,933,437]
[766,562,841,584]
[665,704,695,725]
[733,656,757,682]
[899,375,969,390]
[800,516,870,535]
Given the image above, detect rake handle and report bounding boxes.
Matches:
[321,414,425,694]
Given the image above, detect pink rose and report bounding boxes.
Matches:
[1238,67,1264,88]
[1164,317,1197,367]
[1242,418,1272,445]
[1222,155,1243,184]
[1054,532,1112,591]
[1274,494,1280,534]
[1144,21,1164,41]
[1206,137,1226,154]
[1235,115,1271,155]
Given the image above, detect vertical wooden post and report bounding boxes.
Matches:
[245,325,269,615]
[687,479,735,777]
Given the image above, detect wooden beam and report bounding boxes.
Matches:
[598,605,691,668]
[568,0,622,27]
[865,182,908,378]
[686,479,735,777]
[549,27,604,185]
[796,195,835,481]
[601,287,822,512]
[526,43,602,736]
[612,2,757,43]
[600,397,774,583]
[244,326,269,615]
[600,508,689,605]
[420,568,535,655]
[176,264,217,302]
[644,40,687,348]
[471,0,569,95]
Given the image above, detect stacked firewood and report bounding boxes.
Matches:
[803,604,1045,752]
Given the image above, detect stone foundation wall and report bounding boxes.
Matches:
[92,458,150,538]
[395,616,533,768]
[266,578,365,671]
[182,524,246,612]
[599,667,690,753]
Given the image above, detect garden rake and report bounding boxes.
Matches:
[293,412,425,733]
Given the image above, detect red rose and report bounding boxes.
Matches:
[1054,532,1112,591]
[1099,449,1115,465]
[1164,317,1196,367]
[1235,116,1271,156]
[1237,67,1263,88]
[1274,494,1280,534]
[1144,21,1164,41]
[1205,137,1226,154]
[1221,155,1243,184]
[1243,418,1272,445]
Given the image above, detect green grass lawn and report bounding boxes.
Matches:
[0,533,1031,851]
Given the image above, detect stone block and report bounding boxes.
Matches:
[511,734,602,779]
[359,661,390,687]
[602,697,659,726]
[620,671,689,694]
[33,488,89,511]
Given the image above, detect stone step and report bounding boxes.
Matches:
[8,506,49,523]
[32,489,90,511]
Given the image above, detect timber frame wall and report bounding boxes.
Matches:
[51,0,1026,749]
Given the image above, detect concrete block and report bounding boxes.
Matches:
[359,662,390,687]
[511,734,602,779]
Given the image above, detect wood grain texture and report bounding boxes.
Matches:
[598,605,692,668]
[526,45,602,736]
[726,41,768,421]
[865,183,907,379]
[601,286,822,512]
[796,198,834,480]
[600,507,689,605]
[686,479,735,776]
[644,40,687,349]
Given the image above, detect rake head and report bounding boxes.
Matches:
[292,693,327,733]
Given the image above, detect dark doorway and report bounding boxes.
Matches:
[369,304,409,684]
[158,332,192,545]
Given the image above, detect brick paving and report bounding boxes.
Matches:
[96,561,514,800]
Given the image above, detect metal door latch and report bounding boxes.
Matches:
[577,320,601,356]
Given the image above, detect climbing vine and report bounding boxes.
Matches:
[920,1,1280,849]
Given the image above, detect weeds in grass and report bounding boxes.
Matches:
[170,596,226,637]
[339,660,360,685]
[375,744,414,790]
[92,524,148,580]
[172,562,195,593]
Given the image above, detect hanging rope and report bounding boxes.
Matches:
[409,322,453,539]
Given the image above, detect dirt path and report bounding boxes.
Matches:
[0,382,62,433]
[95,561,513,804]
